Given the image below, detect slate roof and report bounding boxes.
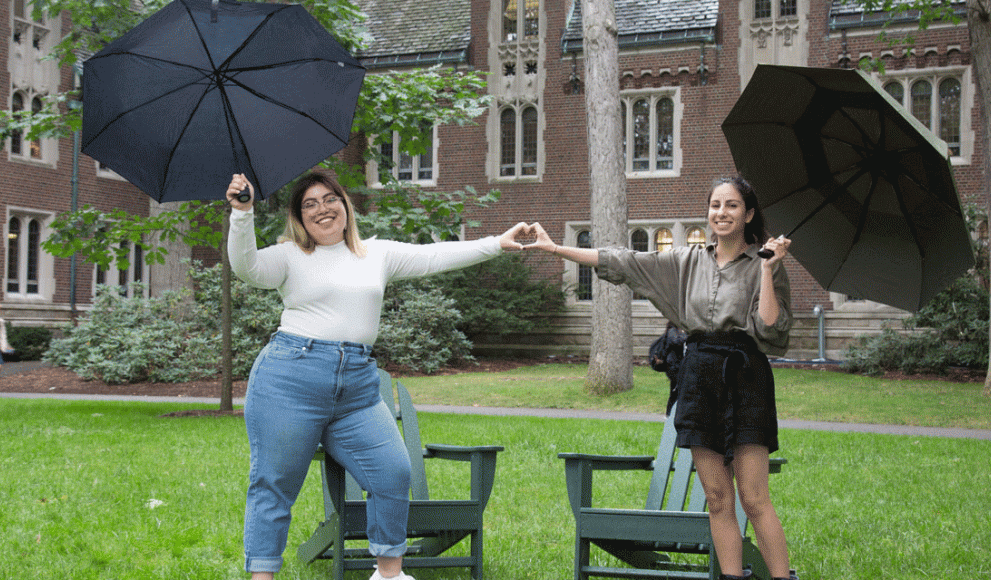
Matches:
[828,1,966,28]
[562,0,719,52]
[353,0,472,66]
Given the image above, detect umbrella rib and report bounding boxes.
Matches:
[777,164,871,238]
[217,5,292,72]
[81,75,212,150]
[226,77,351,145]
[216,80,259,192]
[226,58,359,73]
[158,85,217,199]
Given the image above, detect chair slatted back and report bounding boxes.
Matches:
[344,369,429,501]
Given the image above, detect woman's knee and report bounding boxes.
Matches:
[737,485,772,520]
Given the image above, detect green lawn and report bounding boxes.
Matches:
[1,365,989,580]
[398,363,991,429]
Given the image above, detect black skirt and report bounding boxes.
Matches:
[673,331,778,464]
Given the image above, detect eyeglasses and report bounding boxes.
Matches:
[301,194,344,212]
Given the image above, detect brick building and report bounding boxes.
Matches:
[351,0,984,359]
[2,1,215,332]
[2,0,982,359]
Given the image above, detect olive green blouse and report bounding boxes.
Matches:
[596,243,792,356]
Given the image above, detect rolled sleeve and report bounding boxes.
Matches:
[751,263,792,356]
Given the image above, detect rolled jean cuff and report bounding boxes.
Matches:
[245,555,282,573]
[369,540,408,558]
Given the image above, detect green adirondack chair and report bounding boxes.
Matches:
[297,369,504,580]
[558,403,787,580]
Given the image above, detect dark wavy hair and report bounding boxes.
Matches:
[708,175,769,246]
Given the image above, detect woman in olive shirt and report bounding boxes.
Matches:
[527,175,797,580]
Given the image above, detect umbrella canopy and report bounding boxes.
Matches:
[721,64,974,312]
[82,0,365,202]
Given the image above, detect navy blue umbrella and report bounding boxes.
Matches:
[82,0,365,202]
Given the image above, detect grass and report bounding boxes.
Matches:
[398,363,991,429]
[1,366,990,580]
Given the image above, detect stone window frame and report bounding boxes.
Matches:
[5,207,55,303]
[878,66,973,165]
[7,0,58,166]
[365,124,439,188]
[92,237,151,299]
[565,219,707,305]
[620,87,683,178]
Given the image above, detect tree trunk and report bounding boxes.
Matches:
[968,0,991,397]
[582,0,633,394]
[220,209,234,411]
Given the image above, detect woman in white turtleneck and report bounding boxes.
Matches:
[225,169,529,580]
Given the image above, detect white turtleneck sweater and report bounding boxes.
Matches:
[228,208,503,345]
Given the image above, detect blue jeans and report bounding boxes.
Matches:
[243,331,411,573]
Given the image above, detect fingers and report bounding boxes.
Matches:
[227,174,253,209]
[760,235,791,262]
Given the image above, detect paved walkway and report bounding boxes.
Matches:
[2,361,990,440]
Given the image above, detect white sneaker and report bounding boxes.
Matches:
[368,570,416,580]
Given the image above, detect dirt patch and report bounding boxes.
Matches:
[0,357,543,400]
[0,356,981,416]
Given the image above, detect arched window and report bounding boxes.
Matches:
[503,0,539,42]
[6,216,41,295]
[884,81,904,105]
[630,229,648,300]
[620,101,627,166]
[500,108,516,176]
[27,219,39,293]
[521,106,537,176]
[577,231,592,301]
[754,0,771,18]
[632,98,650,171]
[9,92,24,156]
[939,78,961,156]
[7,218,21,293]
[621,92,679,174]
[29,96,43,159]
[94,238,148,298]
[911,80,932,129]
[630,229,648,251]
[655,228,674,252]
[686,227,706,248]
[499,104,539,178]
[656,98,673,170]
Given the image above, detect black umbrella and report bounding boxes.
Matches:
[82,0,365,203]
[721,64,974,312]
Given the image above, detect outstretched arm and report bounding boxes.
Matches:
[524,222,600,266]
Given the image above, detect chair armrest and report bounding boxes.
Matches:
[769,457,787,474]
[423,443,505,460]
[558,453,656,518]
[558,453,655,471]
[422,444,504,509]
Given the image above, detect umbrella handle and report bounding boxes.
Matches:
[237,188,252,203]
[757,235,785,259]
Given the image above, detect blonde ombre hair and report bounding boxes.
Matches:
[278,169,366,257]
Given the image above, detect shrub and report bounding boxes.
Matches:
[375,282,474,373]
[44,285,212,384]
[187,261,283,379]
[4,324,52,361]
[398,253,565,340]
[841,327,953,376]
[841,275,989,376]
[44,263,284,384]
